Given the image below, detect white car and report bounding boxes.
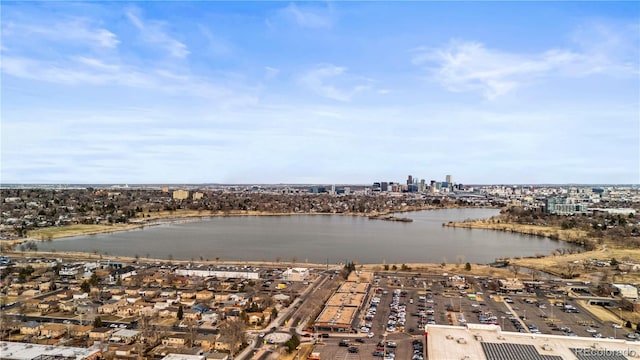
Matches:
[586,328,597,333]
[367,332,374,338]
[613,324,623,329]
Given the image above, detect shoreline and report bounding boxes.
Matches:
[443,219,589,245]
[18,204,495,243]
[0,249,521,279]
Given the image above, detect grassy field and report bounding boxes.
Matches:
[509,247,640,282]
[27,224,144,240]
[360,263,515,279]
[444,220,588,243]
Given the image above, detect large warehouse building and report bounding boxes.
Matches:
[426,324,640,360]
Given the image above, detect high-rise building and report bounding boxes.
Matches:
[407,175,413,185]
[381,182,389,192]
[372,182,381,192]
[446,175,453,184]
[419,179,426,192]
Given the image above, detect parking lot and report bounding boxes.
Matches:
[310,272,640,359]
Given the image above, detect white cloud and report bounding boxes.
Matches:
[264,66,280,80]
[126,9,189,58]
[412,41,581,99]
[0,55,257,107]
[413,23,639,99]
[2,18,119,48]
[197,24,233,56]
[277,3,334,29]
[298,64,371,102]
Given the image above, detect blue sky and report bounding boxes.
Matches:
[2,1,639,184]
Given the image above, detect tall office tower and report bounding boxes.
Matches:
[407,175,413,185]
[446,175,453,184]
[381,182,389,192]
[419,179,426,192]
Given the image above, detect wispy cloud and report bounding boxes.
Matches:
[2,17,119,48]
[298,64,371,102]
[412,41,580,99]
[1,55,257,107]
[197,24,233,56]
[264,66,280,80]
[126,8,189,58]
[413,23,639,99]
[274,3,334,29]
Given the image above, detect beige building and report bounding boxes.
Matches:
[193,192,204,200]
[173,190,189,200]
[282,268,310,282]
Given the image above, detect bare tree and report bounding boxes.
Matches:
[218,319,246,356]
[510,264,521,278]
[564,262,579,278]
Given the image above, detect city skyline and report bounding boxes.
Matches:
[2,2,639,184]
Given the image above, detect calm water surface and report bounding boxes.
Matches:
[38,208,577,264]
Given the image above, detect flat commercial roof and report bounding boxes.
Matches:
[0,341,101,360]
[161,354,205,360]
[325,292,366,307]
[337,282,369,294]
[426,324,640,360]
[315,306,357,327]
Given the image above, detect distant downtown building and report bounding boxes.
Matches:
[545,197,588,215]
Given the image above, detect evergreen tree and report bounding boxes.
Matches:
[93,316,102,328]
[177,305,184,320]
[80,280,90,293]
[465,262,472,271]
[611,258,619,266]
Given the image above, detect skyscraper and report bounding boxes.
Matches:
[446,175,453,184]
[407,175,413,185]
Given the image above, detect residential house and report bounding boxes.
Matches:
[183,309,202,321]
[37,299,59,313]
[76,302,99,315]
[99,299,127,315]
[247,310,271,325]
[159,306,180,318]
[89,327,114,342]
[116,305,137,317]
[69,324,92,337]
[193,334,217,351]
[111,329,141,344]
[138,304,158,317]
[59,300,77,313]
[40,323,67,338]
[22,289,41,297]
[114,344,138,359]
[162,333,190,347]
[20,321,41,335]
[196,290,213,301]
[181,290,197,299]
[38,281,53,292]
[73,292,89,300]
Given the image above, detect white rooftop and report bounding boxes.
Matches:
[0,341,101,360]
[161,354,205,360]
[426,324,640,360]
[113,329,140,338]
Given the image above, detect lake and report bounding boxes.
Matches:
[37,208,578,264]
